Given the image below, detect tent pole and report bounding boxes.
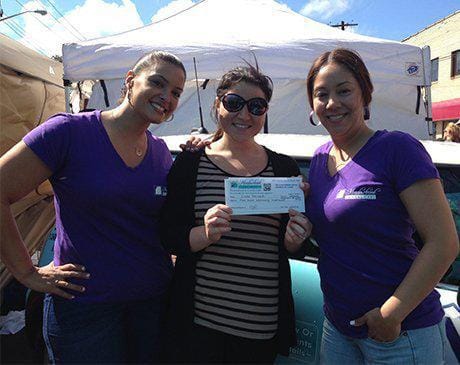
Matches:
[421,46,434,139]
[64,79,72,113]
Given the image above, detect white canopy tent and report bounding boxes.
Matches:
[63,0,433,139]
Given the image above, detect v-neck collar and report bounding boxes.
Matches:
[96,110,151,171]
[324,130,381,179]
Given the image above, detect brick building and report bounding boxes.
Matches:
[403,11,460,139]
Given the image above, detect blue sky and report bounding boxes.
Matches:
[1,0,458,56]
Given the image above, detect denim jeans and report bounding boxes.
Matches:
[43,293,167,364]
[320,317,452,365]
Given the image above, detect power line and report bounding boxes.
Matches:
[34,0,85,41]
[9,18,52,54]
[330,20,358,31]
[13,0,67,42]
[2,20,48,55]
[42,0,87,40]
[35,0,83,41]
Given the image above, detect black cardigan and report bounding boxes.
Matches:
[160,147,304,361]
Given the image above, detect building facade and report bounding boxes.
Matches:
[403,11,460,139]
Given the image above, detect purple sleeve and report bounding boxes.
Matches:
[157,137,173,170]
[389,132,439,194]
[22,113,72,173]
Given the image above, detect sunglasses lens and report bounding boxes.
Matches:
[248,99,268,116]
[222,94,245,112]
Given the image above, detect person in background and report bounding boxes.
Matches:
[160,62,312,364]
[444,122,460,142]
[305,48,459,364]
[0,51,187,364]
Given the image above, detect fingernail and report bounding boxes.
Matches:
[70,295,75,299]
[81,287,85,292]
[81,266,86,271]
[85,274,90,278]
[349,320,356,326]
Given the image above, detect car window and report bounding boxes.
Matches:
[439,166,460,286]
[296,158,310,179]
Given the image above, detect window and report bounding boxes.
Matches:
[438,166,460,285]
[452,50,460,77]
[431,58,439,82]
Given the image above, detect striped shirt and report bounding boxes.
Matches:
[193,153,281,339]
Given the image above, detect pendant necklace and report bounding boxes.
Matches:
[135,147,143,157]
[332,145,351,169]
[111,110,145,157]
[134,137,146,157]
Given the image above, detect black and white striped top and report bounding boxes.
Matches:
[193,153,281,340]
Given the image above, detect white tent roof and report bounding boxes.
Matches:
[63,0,432,139]
[63,0,426,84]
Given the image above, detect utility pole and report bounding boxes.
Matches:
[330,20,358,31]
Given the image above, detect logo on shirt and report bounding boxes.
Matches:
[154,186,167,196]
[336,187,381,200]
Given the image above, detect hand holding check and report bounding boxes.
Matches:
[204,204,233,244]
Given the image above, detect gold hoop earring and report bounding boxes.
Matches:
[165,114,174,122]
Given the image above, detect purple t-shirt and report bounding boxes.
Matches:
[23,111,173,304]
[306,130,444,338]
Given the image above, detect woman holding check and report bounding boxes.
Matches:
[160,63,312,364]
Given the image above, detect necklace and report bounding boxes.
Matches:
[135,146,143,157]
[335,147,350,162]
[111,110,145,158]
[332,145,351,168]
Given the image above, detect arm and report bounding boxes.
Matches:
[189,204,232,252]
[160,152,233,254]
[276,154,312,254]
[283,180,313,253]
[0,142,88,298]
[353,178,459,341]
[160,152,198,256]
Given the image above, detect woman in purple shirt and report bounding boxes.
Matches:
[0,51,186,363]
[305,48,459,364]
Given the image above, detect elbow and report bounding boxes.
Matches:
[444,233,460,264]
[450,237,460,262]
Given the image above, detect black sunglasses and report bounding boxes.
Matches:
[221,94,268,116]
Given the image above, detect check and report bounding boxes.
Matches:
[224,177,305,215]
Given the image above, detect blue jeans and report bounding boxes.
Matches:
[43,293,167,364]
[320,317,452,365]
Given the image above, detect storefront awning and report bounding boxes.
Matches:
[432,98,460,121]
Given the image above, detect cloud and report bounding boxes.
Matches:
[3,0,144,56]
[300,0,351,21]
[150,0,196,23]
